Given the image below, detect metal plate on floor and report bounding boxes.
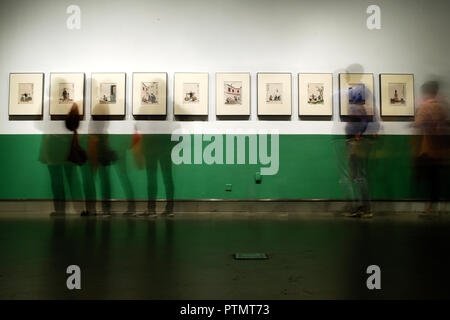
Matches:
[234,253,268,260]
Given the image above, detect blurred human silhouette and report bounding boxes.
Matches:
[40,103,87,216]
[115,149,137,215]
[85,110,136,216]
[138,134,175,217]
[40,134,82,215]
[339,65,380,218]
[412,81,449,214]
[86,119,116,216]
[66,103,87,166]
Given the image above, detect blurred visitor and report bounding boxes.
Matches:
[412,81,449,214]
[139,134,175,217]
[340,67,380,218]
[40,103,89,216]
[343,105,377,218]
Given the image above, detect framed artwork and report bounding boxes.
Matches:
[380,74,414,116]
[9,73,44,116]
[91,73,126,116]
[298,73,333,116]
[174,73,208,115]
[339,73,374,116]
[257,73,292,115]
[132,72,167,115]
[216,73,250,116]
[50,73,85,115]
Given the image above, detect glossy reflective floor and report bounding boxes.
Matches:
[1,212,450,299]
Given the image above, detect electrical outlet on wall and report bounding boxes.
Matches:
[225,184,232,191]
[255,172,262,184]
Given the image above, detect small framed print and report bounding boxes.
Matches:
[174,73,208,115]
[50,73,85,116]
[91,73,126,116]
[298,73,333,116]
[9,73,44,116]
[216,73,250,116]
[380,74,414,116]
[132,72,167,115]
[257,73,292,116]
[339,73,374,116]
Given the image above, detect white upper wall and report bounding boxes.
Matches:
[0,0,449,134]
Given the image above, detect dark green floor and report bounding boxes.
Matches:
[1,213,450,299]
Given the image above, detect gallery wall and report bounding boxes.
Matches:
[1,0,449,135]
[0,0,449,201]
[4,133,448,200]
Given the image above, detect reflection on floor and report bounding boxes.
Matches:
[1,212,450,299]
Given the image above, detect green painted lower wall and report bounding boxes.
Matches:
[0,134,447,200]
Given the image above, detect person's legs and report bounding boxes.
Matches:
[114,152,136,215]
[344,145,371,217]
[357,154,372,218]
[81,163,97,215]
[142,154,157,216]
[429,159,443,213]
[419,156,435,214]
[99,165,112,215]
[63,164,85,214]
[48,165,66,215]
[344,152,363,217]
[160,156,175,215]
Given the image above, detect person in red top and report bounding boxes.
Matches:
[412,81,450,214]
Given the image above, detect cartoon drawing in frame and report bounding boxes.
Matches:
[224,81,242,105]
[183,83,200,104]
[266,83,282,104]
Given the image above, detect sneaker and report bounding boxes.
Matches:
[360,212,373,219]
[161,211,175,217]
[343,210,361,218]
[135,211,157,218]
